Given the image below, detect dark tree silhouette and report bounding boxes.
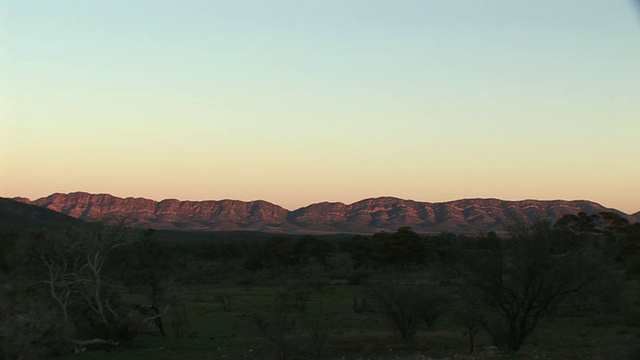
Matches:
[370,279,448,339]
[459,222,600,352]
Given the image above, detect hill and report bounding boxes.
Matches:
[0,197,87,231]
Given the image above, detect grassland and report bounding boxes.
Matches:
[4,221,640,360]
[56,278,640,360]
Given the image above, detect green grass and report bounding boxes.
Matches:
[57,282,640,360]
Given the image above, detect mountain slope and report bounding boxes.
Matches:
[14,192,634,234]
[0,197,87,231]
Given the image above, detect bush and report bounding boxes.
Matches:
[347,269,370,285]
[370,282,448,339]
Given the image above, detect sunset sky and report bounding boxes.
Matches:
[1,1,639,213]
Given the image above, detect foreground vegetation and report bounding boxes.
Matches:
[1,212,640,359]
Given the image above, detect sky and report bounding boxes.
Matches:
[1,1,639,213]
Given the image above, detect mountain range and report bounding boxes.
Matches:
[10,192,640,234]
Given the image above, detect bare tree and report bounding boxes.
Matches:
[4,222,139,355]
[250,288,333,360]
[168,300,190,339]
[301,313,333,358]
[74,224,130,326]
[251,310,300,360]
[453,301,482,354]
[122,232,182,337]
[370,279,448,340]
[458,222,600,352]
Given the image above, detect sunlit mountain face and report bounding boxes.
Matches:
[14,192,635,234]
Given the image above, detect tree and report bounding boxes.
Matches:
[370,279,448,339]
[117,230,182,337]
[251,288,334,360]
[458,222,600,352]
[1,223,139,357]
[244,236,296,273]
[453,301,482,354]
[293,235,334,269]
[373,227,428,268]
[348,234,377,269]
[301,312,333,358]
[251,292,303,360]
[349,228,428,270]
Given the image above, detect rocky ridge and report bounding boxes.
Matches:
[14,192,638,234]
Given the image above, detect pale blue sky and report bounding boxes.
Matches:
[1,1,639,213]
